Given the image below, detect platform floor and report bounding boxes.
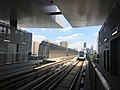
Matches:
[0,60,43,76]
[84,62,91,90]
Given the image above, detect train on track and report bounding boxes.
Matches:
[78,51,85,60]
[38,41,78,59]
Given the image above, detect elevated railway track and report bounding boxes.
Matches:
[0,56,87,90]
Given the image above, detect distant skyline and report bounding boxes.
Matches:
[26,25,101,51]
[84,42,86,48]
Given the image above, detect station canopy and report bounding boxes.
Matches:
[0,0,116,28]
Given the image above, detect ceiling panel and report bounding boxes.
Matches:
[54,0,116,27]
[0,0,116,28]
[0,0,62,28]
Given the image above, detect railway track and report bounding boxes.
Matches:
[48,61,85,90]
[18,60,86,90]
[0,56,75,90]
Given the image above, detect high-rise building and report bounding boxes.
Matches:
[84,42,86,48]
[32,41,40,56]
[60,41,68,48]
[90,45,94,54]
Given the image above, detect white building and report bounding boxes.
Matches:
[32,41,40,56]
[90,45,94,54]
[60,41,68,48]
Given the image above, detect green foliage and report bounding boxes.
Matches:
[91,53,97,60]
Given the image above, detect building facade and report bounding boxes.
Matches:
[32,41,40,56]
[90,45,93,54]
[38,41,78,59]
[0,21,32,65]
[97,1,120,89]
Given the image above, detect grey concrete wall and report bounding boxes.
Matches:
[38,41,78,59]
[97,1,120,89]
[0,23,32,64]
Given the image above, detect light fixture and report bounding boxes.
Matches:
[99,43,102,45]
[21,42,26,45]
[104,38,108,42]
[3,39,10,42]
[112,30,118,36]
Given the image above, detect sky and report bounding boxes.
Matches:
[26,25,101,51]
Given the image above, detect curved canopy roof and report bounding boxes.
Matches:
[54,0,116,27]
[0,0,116,28]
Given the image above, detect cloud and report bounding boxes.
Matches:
[53,40,61,45]
[40,28,47,31]
[59,27,72,32]
[57,33,83,40]
[40,28,55,32]
[32,34,47,43]
[93,43,97,52]
[68,41,84,51]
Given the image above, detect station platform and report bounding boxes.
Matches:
[0,60,43,76]
[0,56,77,77]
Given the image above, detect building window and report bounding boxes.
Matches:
[8,28,11,34]
[107,50,109,72]
[0,26,6,34]
[110,37,119,76]
[104,50,106,69]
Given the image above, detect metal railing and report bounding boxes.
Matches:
[89,61,112,90]
[0,52,30,65]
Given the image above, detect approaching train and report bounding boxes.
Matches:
[38,41,78,59]
[78,51,85,60]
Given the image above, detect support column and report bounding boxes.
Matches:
[10,19,17,28]
[10,5,17,28]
